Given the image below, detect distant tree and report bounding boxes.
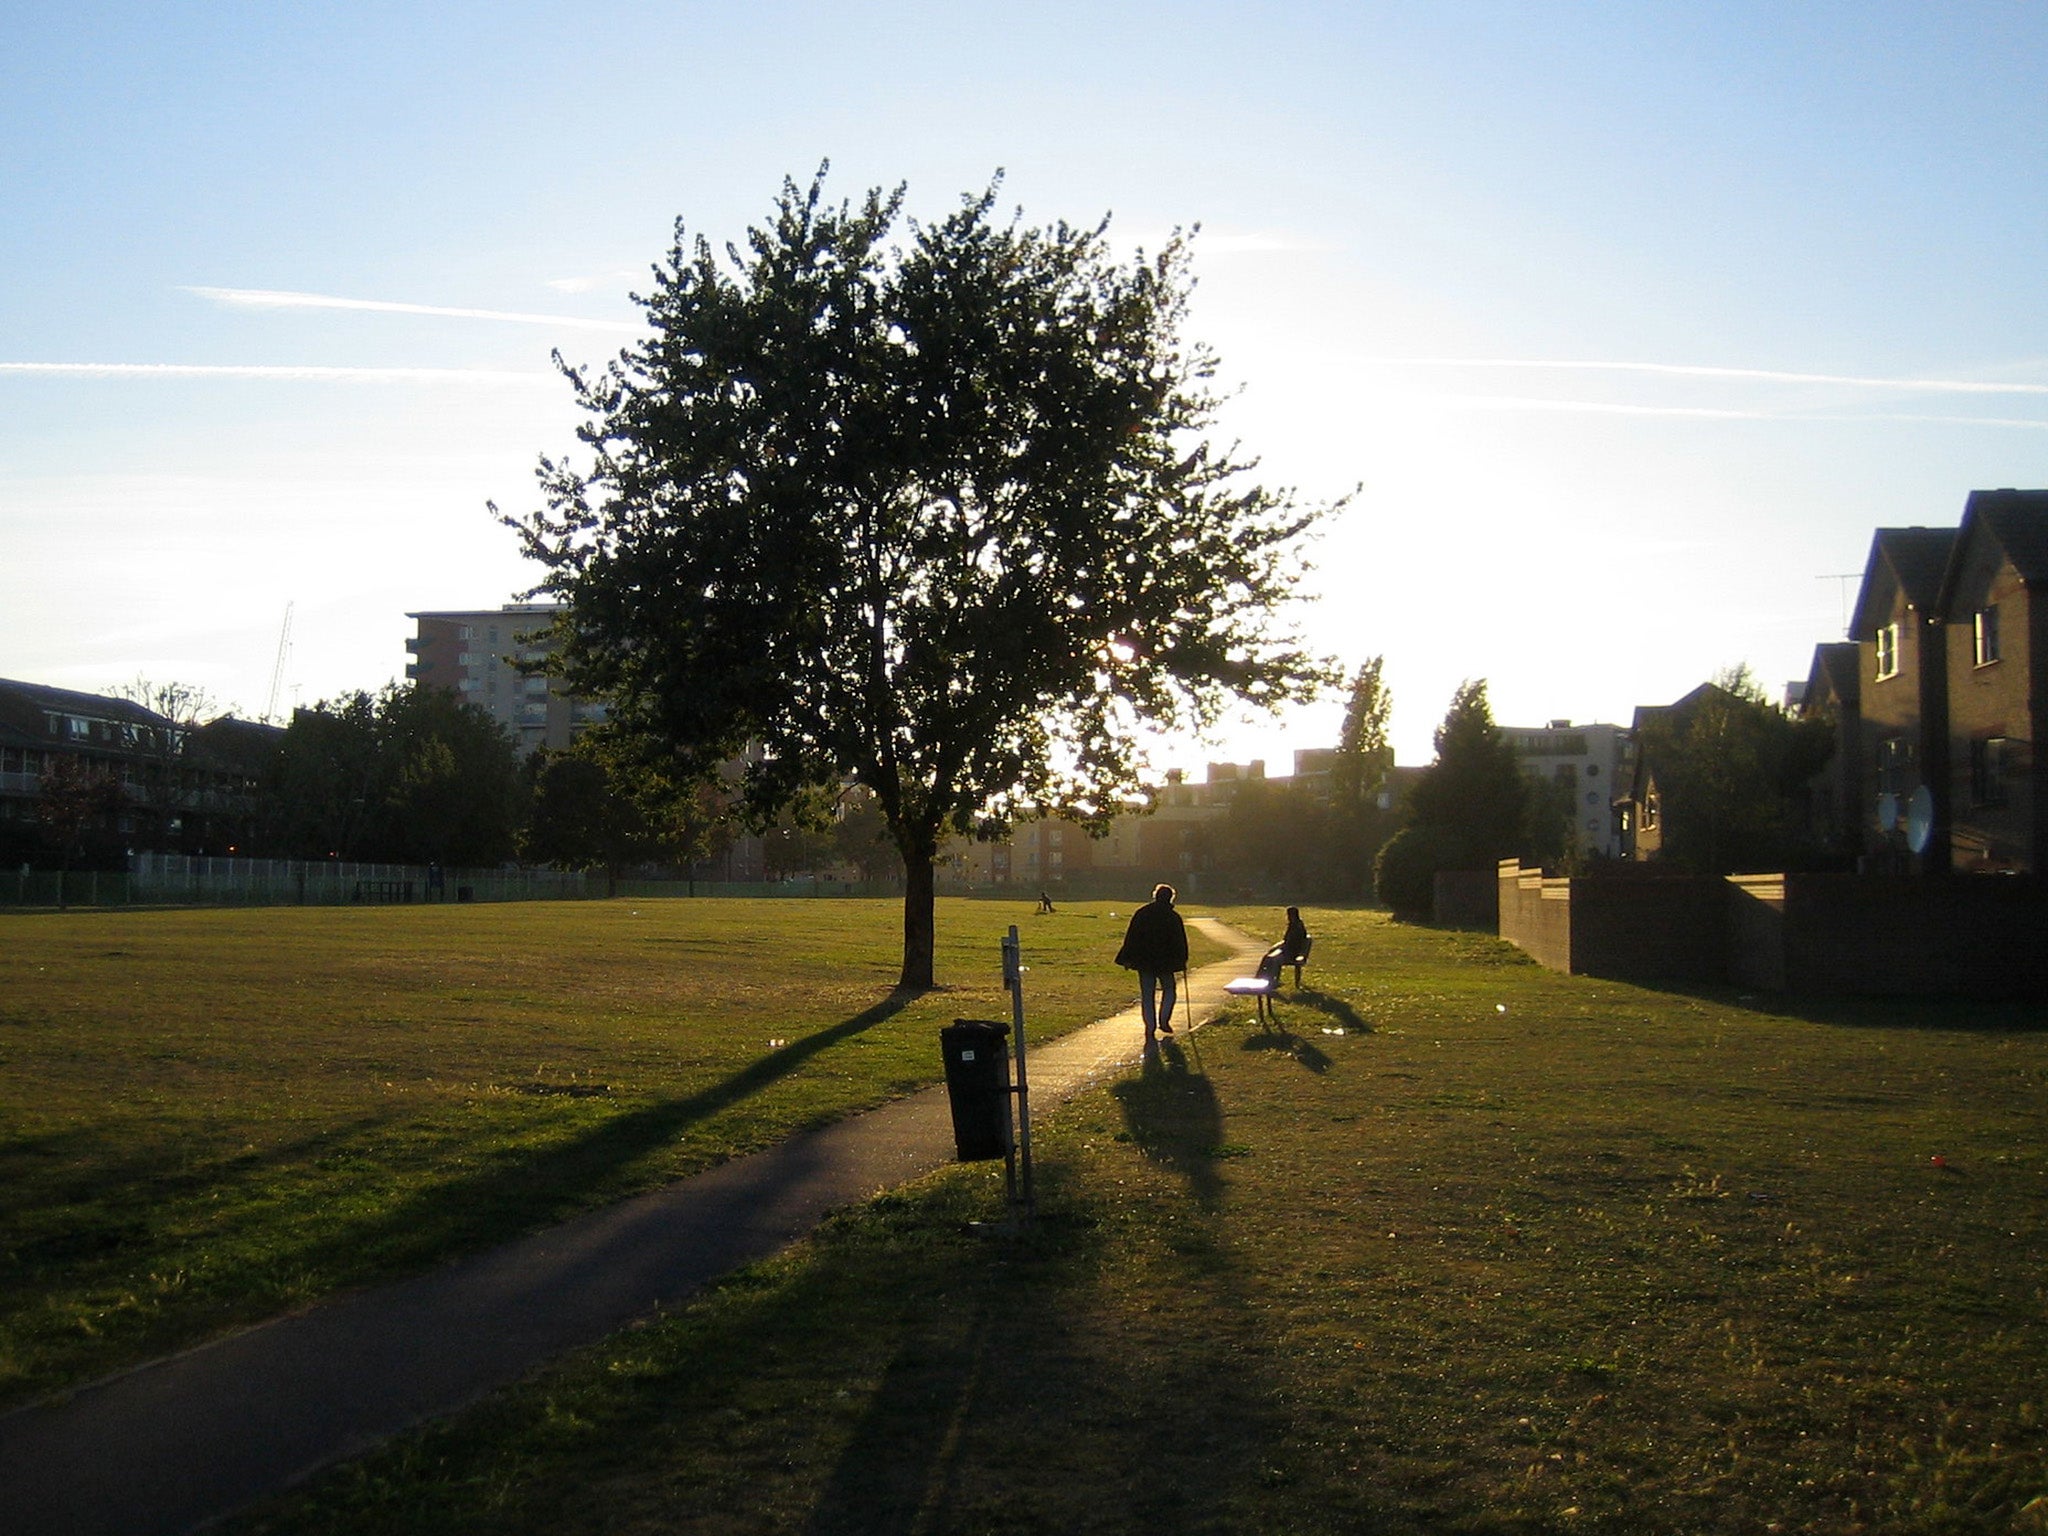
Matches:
[1198,778,1346,896]
[1331,656,1394,811]
[265,692,383,858]
[521,751,650,892]
[1328,656,1399,896]
[506,167,1336,987]
[1405,679,1527,864]
[37,756,125,907]
[1518,768,1579,871]
[375,686,524,867]
[1371,823,1464,921]
[265,686,524,866]
[1635,665,1836,874]
[1376,680,1526,915]
[113,676,216,852]
[831,788,897,884]
[762,813,839,880]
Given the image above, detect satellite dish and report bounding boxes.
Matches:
[1875,792,1899,831]
[1906,785,1934,853]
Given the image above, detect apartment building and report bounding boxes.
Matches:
[403,603,604,757]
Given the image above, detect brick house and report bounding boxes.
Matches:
[1796,641,1862,859]
[1937,488,2048,872]
[1847,525,1957,872]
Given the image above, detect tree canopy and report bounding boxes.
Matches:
[266,685,524,866]
[507,168,1336,986]
[1634,665,1836,874]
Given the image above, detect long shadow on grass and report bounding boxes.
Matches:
[1108,1038,1226,1209]
[1628,981,2048,1035]
[286,989,924,1282]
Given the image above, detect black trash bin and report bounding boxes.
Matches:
[939,1019,1013,1161]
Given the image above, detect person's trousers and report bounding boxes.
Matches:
[1137,969,1177,1033]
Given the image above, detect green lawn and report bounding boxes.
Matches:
[0,896,1199,1407]
[221,907,2048,1536]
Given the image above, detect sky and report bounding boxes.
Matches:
[5,1,2046,770]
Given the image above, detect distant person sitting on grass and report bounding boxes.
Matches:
[1281,905,1310,986]
[1115,882,1189,1048]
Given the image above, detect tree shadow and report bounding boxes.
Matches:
[289,988,925,1279]
[1107,1038,1227,1210]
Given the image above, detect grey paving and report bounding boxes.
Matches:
[0,918,1267,1536]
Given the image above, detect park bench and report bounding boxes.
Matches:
[351,879,415,903]
[1223,937,1312,1024]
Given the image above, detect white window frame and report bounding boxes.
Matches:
[1974,605,2001,667]
[1874,623,1900,681]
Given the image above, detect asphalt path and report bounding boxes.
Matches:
[0,917,1269,1536]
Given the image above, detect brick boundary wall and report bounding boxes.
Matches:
[1500,860,2048,998]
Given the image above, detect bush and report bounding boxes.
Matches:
[1373,824,1469,920]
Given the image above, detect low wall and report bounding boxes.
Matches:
[1497,861,1727,985]
[1732,872,2048,997]
[1501,861,2048,997]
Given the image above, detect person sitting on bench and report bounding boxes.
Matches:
[1280,906,1312,986]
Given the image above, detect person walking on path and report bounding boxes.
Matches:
[1116,882,1189,1047]
[1281,905,1311,986]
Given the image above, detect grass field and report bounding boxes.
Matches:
[205,905,2048,1536]
[0,896,1199,1407]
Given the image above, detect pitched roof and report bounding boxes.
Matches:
[1848,526,1957,638]
[1802,641,1860,715]
[1947,489,2048,600]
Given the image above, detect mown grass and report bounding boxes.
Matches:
[225,907,2048,1535]
[0,896,1203,1408]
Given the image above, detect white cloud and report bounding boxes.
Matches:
[182,286,639,333]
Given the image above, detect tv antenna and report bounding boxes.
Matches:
[1816,573,1860,636]
[265,602,295,722]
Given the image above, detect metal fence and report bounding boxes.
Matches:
[0,854,589,909]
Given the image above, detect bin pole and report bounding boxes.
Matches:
[1003,925,1034,1213]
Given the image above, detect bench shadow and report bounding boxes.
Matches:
[1238,1022,1333,1074]
[1286,989,1373,1034]
[1107,1038,1227,1210]
[291,988,925,1279]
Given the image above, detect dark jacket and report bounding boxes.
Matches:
[1117,897,1188,973]
[1282,914,1310,960]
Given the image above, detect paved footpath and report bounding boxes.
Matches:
[0,918,1267,1536]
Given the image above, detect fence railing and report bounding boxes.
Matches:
[0,855,589,909]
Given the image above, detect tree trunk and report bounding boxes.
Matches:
[898,850,935,990]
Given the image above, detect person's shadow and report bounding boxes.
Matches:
[1108,1038,1227,1209]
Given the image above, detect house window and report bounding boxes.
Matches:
[1876,736,1912,797]
[1970,737,2008,806]
[1641,790,1659,830]
[1874,623,1900,680]
[1974,605,2001,667]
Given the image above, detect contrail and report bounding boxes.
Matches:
[183,286,640,333]
[0,362,553,384]
[1429,391,2048,428]
[1371,357,2048,396]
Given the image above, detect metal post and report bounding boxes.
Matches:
[1003,924,1034,1214]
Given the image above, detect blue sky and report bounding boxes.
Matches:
[5,2,2045,765]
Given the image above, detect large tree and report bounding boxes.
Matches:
[507,169,1334,987]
